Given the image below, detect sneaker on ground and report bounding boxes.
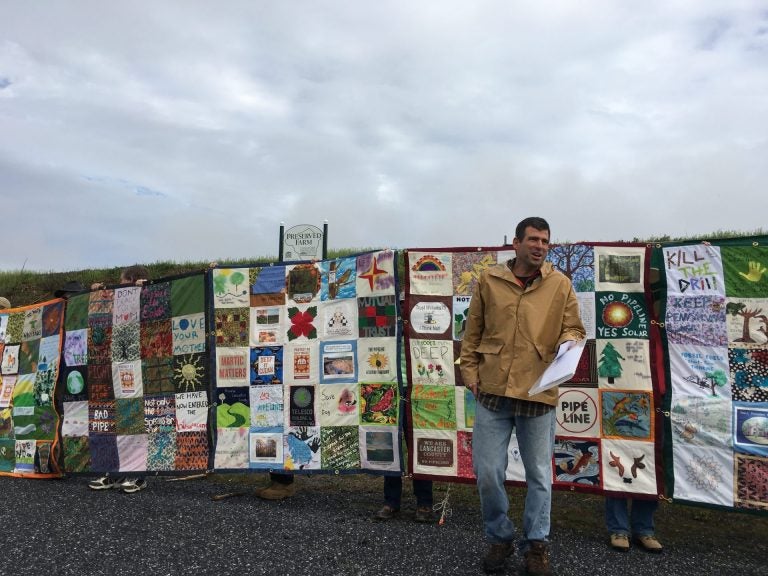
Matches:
[523,541,552,576]
[121,477,148,494]
[482,541,515,573]
[254,481,296,500]
[88,476,122,490]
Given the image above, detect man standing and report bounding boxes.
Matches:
[460,217,585,575]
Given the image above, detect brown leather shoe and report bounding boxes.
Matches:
[254,481,296,500]
[610,533,630,552]
[371,504,399,521]
[414,506,434,523]
[634,535,663,553]
[523,541,552,576]
[482,542,514,573]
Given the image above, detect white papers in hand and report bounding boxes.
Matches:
[528,339,586,396]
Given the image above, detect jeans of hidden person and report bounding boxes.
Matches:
[473,401,556,550]
[605,497,658,537]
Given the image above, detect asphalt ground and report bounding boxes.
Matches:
[1,474,766,576]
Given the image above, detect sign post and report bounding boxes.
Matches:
[279,222,327,262]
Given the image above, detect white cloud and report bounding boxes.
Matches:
[0,1,766,271]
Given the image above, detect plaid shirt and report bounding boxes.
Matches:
[477,391,554,417]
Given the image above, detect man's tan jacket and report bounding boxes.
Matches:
[460,261,586,406]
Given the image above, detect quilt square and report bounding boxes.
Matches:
[112,360,144,399]
[175,391,208,433]
[171,275,205,317]
[18,339,40,375]
[171,313,206,355]
[111,322,141,362]
[62,436,91,472]
[140,282,171,322]
[89,290,114,316]
[451,252,496,296]
[89,434,119,472]
[116,433,148,471]
[320,426,360,470]
[360,383,398,425]
[286,305,318,341]
[63,329,88,367]
[64,293,90,331]
[251,265,287,296]
[284,427,321,471]
[407,297,452,340]
[144,394,176,434]
[320,340,357,384]
[250,346,283,386]
[358,295,397,338]
[213,268,251,308]
[213,427,249,469]
[88,363,115,402]
[142,356,174,395]
[547,244,595,293]
[359,426,400,472]
[321,257,356,300]
[140,319,173,358]
[411,384,456,429]
[356,251,396,297]
[175,430,209,470]
[113,286,142,326]
[250,305,285,346]
[408,252,453,296]
[249,384,284,427]
[286,263,322,305]
[147,431,176,471]
[215,308,250,347]
[5,312,24,343]
[87,316,113,365]
[553,437,601,488]
[215,387,250,428]
[41,301,65,338]
[722,246,768,298]
[173,353,208,393]
[115,398,145,435]
[89,400,116,435]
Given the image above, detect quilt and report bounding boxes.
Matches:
[405,244,665,497]
[58,273,210,473]
[210,249,403,474]
[661,241,768,511]
[0,298,65,477]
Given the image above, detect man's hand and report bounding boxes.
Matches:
[465,382,478,396]
[739,261,767,283]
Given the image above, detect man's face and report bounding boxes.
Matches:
[512,226,550,273]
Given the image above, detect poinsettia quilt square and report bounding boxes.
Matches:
[286,305,318,342]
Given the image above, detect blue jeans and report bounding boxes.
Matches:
[383,475,433,508]
[473,402,556,550]
[605,497,658,537]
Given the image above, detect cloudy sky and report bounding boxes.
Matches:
[1,2,766,272]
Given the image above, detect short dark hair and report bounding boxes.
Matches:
[121,265,150,283]
[515,217,550,242]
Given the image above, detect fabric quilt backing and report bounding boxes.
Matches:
[0,299,65,476]
[58,273,210,473]
[405,244,664,498]
[211,249,403,474]
[662,242,768,511]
